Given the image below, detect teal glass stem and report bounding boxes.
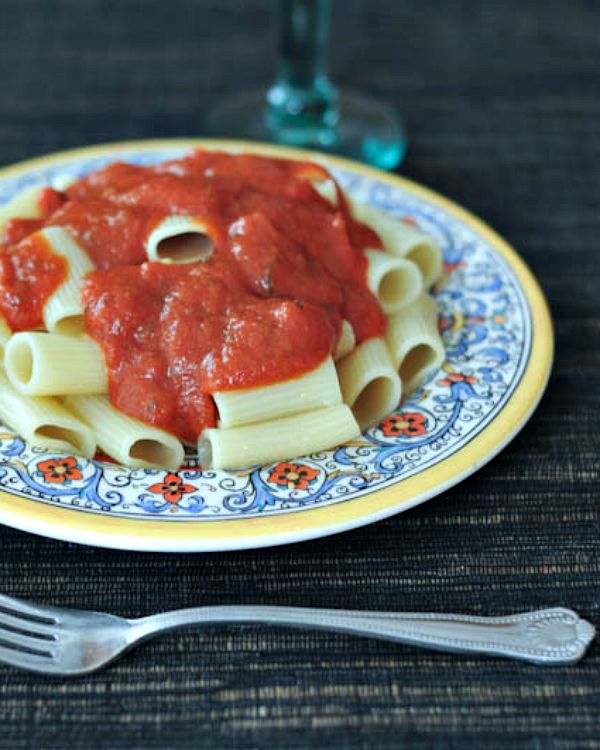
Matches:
[266,0,339,145]
[205,0,407,170]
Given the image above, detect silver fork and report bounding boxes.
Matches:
[0,593,594,675]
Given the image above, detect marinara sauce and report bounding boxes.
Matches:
[0,189,68,331]
[0,152,387,444]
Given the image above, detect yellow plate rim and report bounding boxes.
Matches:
[0,138,554,552]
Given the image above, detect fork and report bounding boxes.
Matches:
[0,593,594,675]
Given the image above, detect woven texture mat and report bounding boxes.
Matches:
[0,1,598,748]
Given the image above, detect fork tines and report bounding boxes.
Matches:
[0,594,58,668]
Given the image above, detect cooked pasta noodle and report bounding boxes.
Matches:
[385,293,445,393]
[336,337,402,430]
[199,405,359,470]
[310,178,338,206]
[41,227,96,335]
[364,249,423,313]
[5,332,107,395]
[0,317,11,362]
[334,320,356,361]
[351,201,443,288]
[146,216,214,264]
[0,372,95,458]
[51,174,76,192]
[65,395,184,470]
[215,356,342,428]
[0,184,43,229]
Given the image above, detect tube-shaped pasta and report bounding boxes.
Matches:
[0,316,12,363]
[41,227,96,335]
[310,178,338,206]
[334,320,355,361]
[5,332,107,395]
[198,405,359,470]
[65,395,184,470]
[0,372,95,458]
[364,249,423,313]
[351,201,443,288]
[215,356,342,428]
[385,293,445,394]
[146,216,214,264]
[0,184,44,228]
[336,337,402,430]
[51,174,76,191]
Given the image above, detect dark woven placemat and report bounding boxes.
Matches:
[0,1,598,748]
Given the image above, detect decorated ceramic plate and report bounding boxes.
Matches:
[0,139,553,552]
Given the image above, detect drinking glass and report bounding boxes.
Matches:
[206,0,407,170]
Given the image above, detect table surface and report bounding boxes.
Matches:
[0,1,598,748]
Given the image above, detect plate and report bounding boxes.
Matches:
[0,139,553,552]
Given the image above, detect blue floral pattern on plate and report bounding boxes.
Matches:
[0,149,530,520]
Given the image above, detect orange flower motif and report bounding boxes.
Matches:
[37,457,82,484]
[147,472,197,504]
[380,412,427,438]
[443,260,465,274]
[437,372,477,386]
[268,462,319,491]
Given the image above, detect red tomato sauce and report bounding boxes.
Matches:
[0,151,387,444]
[0,232,68,331]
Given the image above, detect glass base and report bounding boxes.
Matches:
[205,90,407,171]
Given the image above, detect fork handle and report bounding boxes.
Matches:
[129,605,595,665]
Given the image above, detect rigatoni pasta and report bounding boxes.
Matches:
[310,178,338,206]
[40,226,96,335]
[215,357,342,428]
[0,184,44,229]
[336,337,402,430]
[386,294,445,394]
[145,216,214,264]
[5,332,107,395]
[65,395,184,470]
[334,320,355,361]
[350,200,443,288]
[199,405,359,470]
[0,317,12,362]
[0,372,95,458]
[364,249,423,313]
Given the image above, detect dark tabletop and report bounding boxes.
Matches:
[0,1,598,748]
